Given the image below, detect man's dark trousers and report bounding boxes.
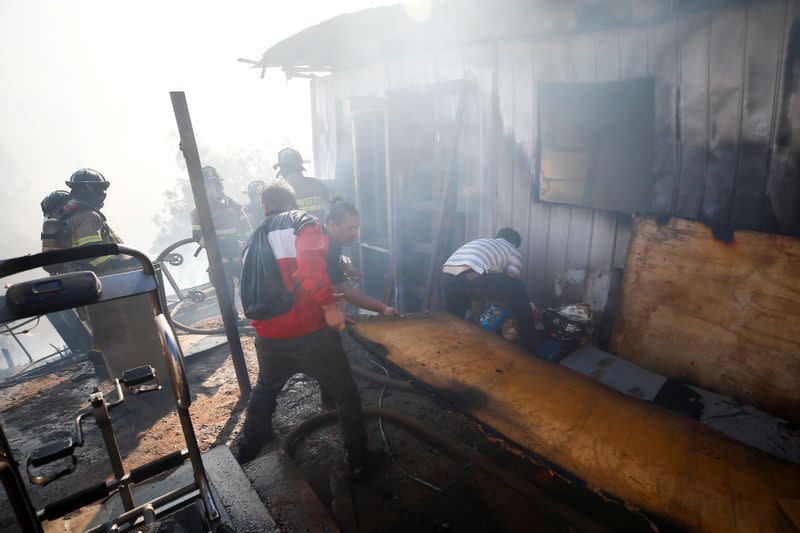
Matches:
[237,327,366,464]
[442,271,534,342]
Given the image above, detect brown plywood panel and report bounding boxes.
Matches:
[355,314,800,533]
[610,217,800,421]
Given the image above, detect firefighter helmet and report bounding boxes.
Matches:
[40,190,72,217]
[65,168,110,189]
[273,148,306,174]
[246,180,265,199]
[202,166,222,182]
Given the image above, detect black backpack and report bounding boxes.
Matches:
[240,210,316,320]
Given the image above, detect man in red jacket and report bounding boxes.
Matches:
[234,180,368,474]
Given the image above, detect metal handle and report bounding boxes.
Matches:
[0,244,155,279]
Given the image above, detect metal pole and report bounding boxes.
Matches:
[4,325,33,364]
[1,348,13,371]
[0,425,41,533]
[91,390,134,511]
[169,92,251,397]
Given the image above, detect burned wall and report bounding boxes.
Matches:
[310,0,800,319]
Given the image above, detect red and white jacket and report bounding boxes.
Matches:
[243,209,336,339]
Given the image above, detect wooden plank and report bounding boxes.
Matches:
[702,7,747,230]
[356,314,800,533]
[733,1,785,230]
[610,217,800,421]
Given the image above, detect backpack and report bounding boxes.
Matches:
[240,210,316,320]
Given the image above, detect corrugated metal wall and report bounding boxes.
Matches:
[309,0,799,318]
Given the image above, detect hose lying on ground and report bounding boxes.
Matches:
[280,406,608,533]
[167,298,226,336]
[350,366,414,391]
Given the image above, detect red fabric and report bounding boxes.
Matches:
[252,224,336,339]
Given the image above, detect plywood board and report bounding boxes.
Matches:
[610,217,800,421]
[355,314,800,533]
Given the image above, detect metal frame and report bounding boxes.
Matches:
[350,98,397,306]
[0,244,220,532]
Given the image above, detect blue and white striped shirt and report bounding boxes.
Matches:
[443,238,523,276]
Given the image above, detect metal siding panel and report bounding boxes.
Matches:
[538,40,571,306]
[496,41,516,231]
[734,1,786,230]
[613,214,634,270]
[585,211,618,313]
[544,206,572,306]
[527,41,551,300]
[510,43,536,281]
[764,2,799,236]
[648,23,679,215]
[563,35,596,304]
[594,33,620,82]
[703,7,747,230]
[564,208,594,303]
[675,13,711,220]
[464,44,494,241]
[620,29,648,79]
[476,44,499,237]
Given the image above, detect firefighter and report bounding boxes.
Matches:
[243,179,265,228]
[41,169,131,274]
[273,147,332,221]
[190,166,252,322]
[40,169,138,378]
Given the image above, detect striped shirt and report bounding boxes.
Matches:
[443,238,523,276]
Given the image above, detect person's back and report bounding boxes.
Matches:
[42,169,165,384]
[444,237,523,278]
[284,173,331,220]
[442,228,535,350]
[273,147,332,220]
[235,180,369,473]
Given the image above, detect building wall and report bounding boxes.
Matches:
[309,0,799,322]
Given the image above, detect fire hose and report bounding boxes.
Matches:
[280,407,607,533]
[155,238,226,335]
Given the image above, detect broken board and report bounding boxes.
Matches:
[355,314,800,533]
[610,217,800,421]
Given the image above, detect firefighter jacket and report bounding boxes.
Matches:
[190,196,252,264]
[42,197,126,274]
